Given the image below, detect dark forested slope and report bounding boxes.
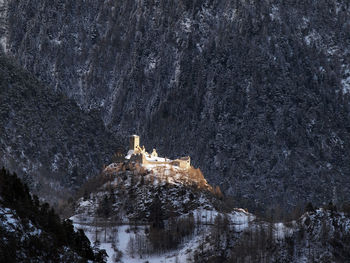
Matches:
[1,0,350,211]
[0,168,107,263]
[0,55,120,201]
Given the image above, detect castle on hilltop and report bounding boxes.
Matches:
[125,135,191,169]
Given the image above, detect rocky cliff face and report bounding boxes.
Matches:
[1,0,350,211]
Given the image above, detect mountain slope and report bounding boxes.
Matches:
[195,208,350,263]
[1,0,350,211]
[0,168,107,263]
[0,55,121,201]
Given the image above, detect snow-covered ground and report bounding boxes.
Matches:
[73,222,205,263]
[0,207,20,232]
[73,156,258,262]
[72,208,254,263]
[0,206,42,237]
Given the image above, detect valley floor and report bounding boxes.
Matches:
[72,208,253,263]
[74,222,205,263]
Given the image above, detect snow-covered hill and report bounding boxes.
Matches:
[71,160,253,262]
[71,161,350,263]
[73,161,218,222]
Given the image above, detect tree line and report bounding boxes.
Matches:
[0,167,107,263]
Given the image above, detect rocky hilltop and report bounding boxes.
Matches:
[71,156,350,263]
[71,155,252,262]
[1,0,350,211]
[74,158,220,224]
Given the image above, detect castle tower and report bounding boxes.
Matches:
[129,135,140,151]
[151,149,158,157]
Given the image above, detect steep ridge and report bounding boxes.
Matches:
[1,0,350,211]
[0,55,121,202]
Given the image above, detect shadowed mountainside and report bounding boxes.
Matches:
[0,55,121,202]
[1,0,350,211]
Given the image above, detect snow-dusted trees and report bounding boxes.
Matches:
[147,211,195,254]
[0,168,107,262]
[97,195,113,218]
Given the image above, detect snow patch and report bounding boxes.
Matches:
[224,8,237,22]
[0,207,21,233]
[270,5,280,21]
[0,36,8,53]
[51,154,61,172]
[304,30,321,46]
[51,38,62,45]
[181,18,192,33]
[342,68,350,94]
[125,150,134,159]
